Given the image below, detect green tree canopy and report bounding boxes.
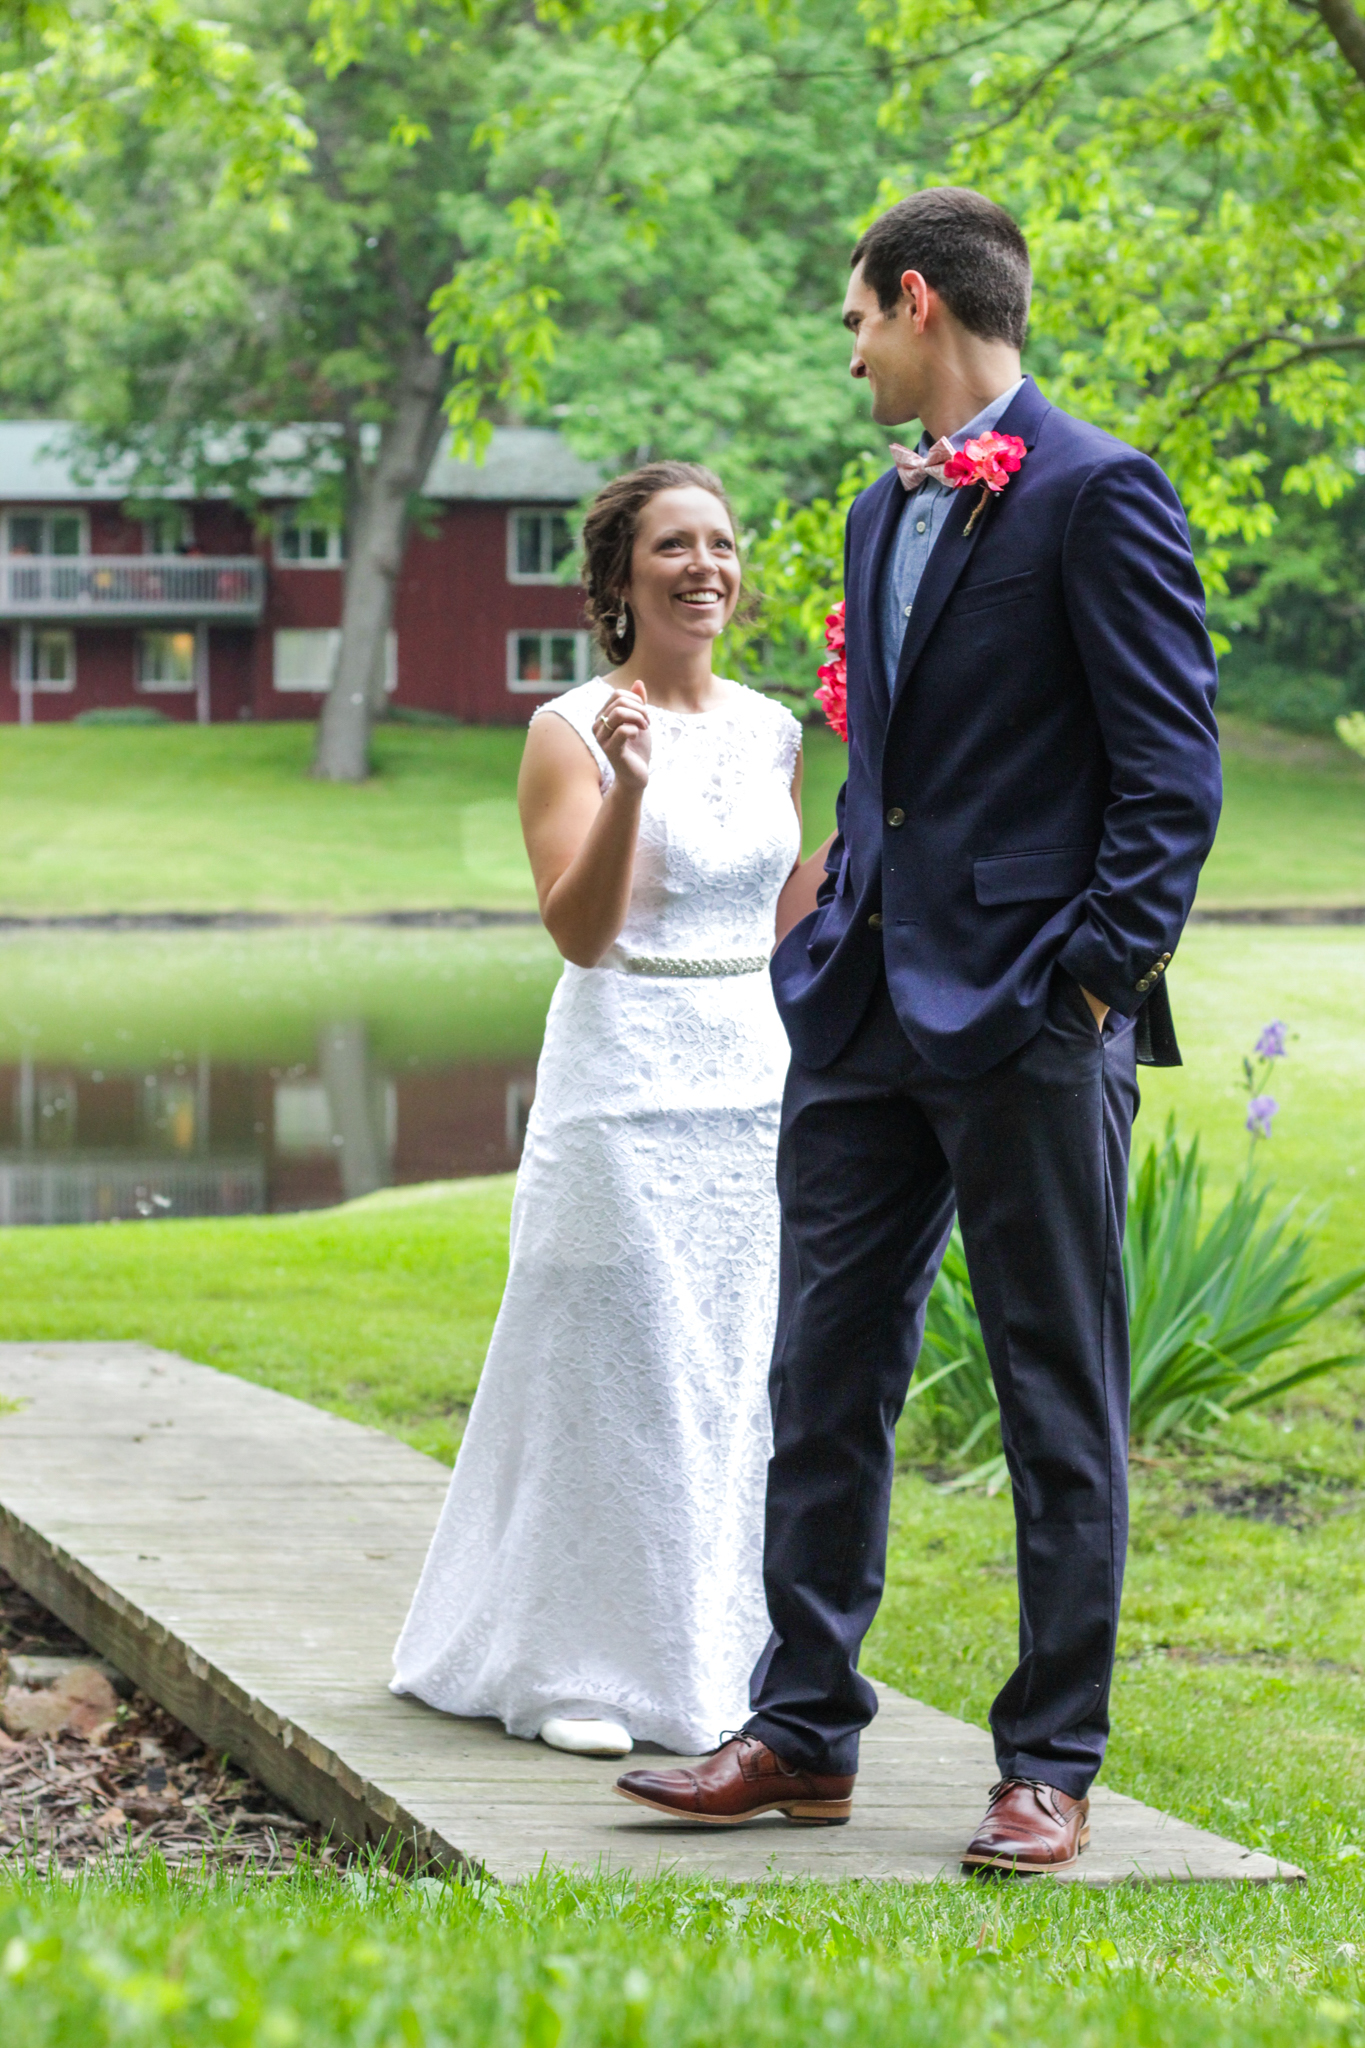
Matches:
[0,0,307,246]
[0,0,898,774]
[738,0,1365,713]
[6,0,1364,745]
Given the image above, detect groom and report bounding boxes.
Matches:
[616,187,1222,1871]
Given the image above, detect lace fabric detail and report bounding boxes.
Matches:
[392,679,803,1755]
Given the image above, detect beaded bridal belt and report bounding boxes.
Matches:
[613,952,769,979]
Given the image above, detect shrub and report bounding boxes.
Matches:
[906,1035,1365,1489]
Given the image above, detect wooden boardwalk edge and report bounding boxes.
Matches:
[0,1344,1305,1888]
[0,1503,469,1875]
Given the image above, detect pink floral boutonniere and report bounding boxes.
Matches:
[943,430,1027,534]
[815,602,847,741]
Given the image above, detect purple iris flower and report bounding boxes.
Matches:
[1255,1021,1287,1060]
[1246,1094,1278,1139]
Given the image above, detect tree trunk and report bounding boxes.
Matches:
[1317,0,1365,84]
[312,330,451,782]
[319,1019,390,1199]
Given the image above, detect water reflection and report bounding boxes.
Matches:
[0,926,559,1225]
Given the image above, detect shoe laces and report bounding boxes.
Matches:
[716,1730,798,1776]
[986,1777,1066,1818]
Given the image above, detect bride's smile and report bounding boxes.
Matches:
[620,488,743,670]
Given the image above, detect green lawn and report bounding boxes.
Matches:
[0,930,1352,1451]
[1141,925,1365,1275]
[2,1858,1364,2047]
[2,721,1364,2045]
[0,1177,512,1465]
[1197,716,1365,908]
[800,712,1365,909]
[0,711,1360,915]
[0,724,533,916]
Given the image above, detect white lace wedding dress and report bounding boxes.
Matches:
[391,677,802,1755]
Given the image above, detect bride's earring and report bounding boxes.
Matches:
[613,604,629,639]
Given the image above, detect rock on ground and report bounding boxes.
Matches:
[0,1570,352,1874]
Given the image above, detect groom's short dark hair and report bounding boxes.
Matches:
[851,188,1031,349]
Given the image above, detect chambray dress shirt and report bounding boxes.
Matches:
[877,378,1025,695]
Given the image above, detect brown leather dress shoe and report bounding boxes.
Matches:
[614,1732,854,1826]
[961,1778,1090,1874]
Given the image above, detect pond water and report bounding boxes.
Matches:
[0,926,562,1224]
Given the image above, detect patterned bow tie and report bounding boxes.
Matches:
[889,437,956,492]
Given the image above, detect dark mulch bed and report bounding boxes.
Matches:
[0,1570,350,1874]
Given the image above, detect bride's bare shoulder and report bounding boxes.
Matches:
[522,680,612,788]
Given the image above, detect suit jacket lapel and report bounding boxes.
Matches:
[851,468,904,743]
[887,377,1051,716]
[886,483,985,713]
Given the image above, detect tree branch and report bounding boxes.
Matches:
[1316,0,1365,84]
[948,0,1149,142]
[560,0,731,242]
[1176,329,1365,420]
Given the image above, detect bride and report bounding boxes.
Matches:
[391,460,825,1758]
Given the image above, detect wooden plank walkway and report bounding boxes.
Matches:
[0,1344,1301,1885]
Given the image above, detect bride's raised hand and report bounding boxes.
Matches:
[592,681,652,793]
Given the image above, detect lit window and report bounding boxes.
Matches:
[136,631,196,692]
[4,511,85,557]
[275,520,345,566]
[273,1081,333,1154]
[273,628,396,693]
[274,628,339,692]
[508,510,575,583]
[12,628,75,692]
[507,630,590,694]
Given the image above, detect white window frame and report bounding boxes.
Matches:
[2,509,89,556]
[12,626,76,693]
[135,629,197,693]
[506,628,592,695]
[272,628,397,694]
[274,517,346,567]
[506,508,574,584]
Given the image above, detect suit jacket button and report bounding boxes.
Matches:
[1136,974,1153,992]
[868,912,884,930]
[886,806,905,828]
[1160,951,1172,965]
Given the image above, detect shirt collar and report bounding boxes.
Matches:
[917,375,1026,457]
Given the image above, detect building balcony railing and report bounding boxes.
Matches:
[0,555,265,622]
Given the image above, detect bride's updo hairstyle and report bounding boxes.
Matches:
[581,460,740,664]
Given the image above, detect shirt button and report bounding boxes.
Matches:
[886,806,905,827]
[903,604,913,617]
[868,912,884,930]
[915,520,926,534]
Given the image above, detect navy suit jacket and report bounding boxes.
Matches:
[771,378,1222,1080]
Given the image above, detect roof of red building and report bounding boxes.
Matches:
[0,421,603,504]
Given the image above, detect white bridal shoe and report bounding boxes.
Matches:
[539,1716,634,1758]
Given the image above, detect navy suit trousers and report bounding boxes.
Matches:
[746,966,1139,1797]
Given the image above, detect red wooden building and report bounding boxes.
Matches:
[0,421,603,725]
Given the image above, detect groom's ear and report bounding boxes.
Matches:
[899,270,932,331]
